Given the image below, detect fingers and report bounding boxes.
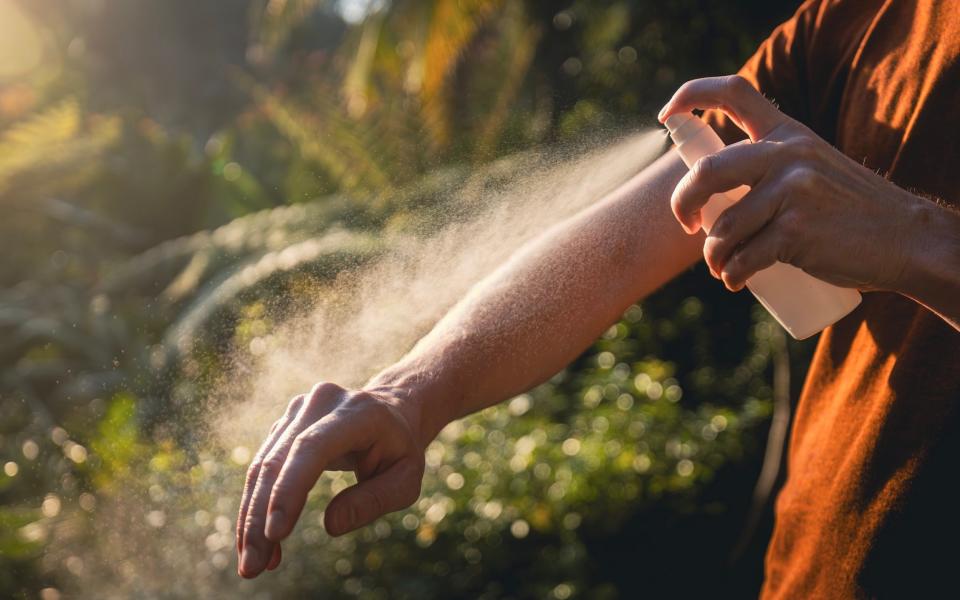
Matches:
[239,424,301,577]
[266,544,281,571]
[701,178,785,277]
[671,141,776,233]
[237,395,303,555]
[263,408,374,542]
[239,383,342,578]
[323,458,423,537]
[237,385,425,579]
[659,75,788,141]
[719,224,785,291]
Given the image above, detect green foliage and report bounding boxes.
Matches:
[0,100,116,196]
[32,293,776,598]
[89,394,148,486]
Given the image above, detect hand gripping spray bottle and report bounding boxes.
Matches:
[664,113,861,339]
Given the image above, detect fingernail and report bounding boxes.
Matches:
[658,105,667,122]
[265,509,284,540]
[240,546,259,577]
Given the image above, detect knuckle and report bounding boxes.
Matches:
[710,212,731,238]
[292,428,318,452]
[259,453,286,478]
[346,391,391,419]
[727,74,753,95]
[783,166,817,193]
[344,389,374,406]
[245,462,262,487]
[286,394,305,415]
[691,154,716,181]
[308,381,342,404]
[777,210,804,242]
[243,512,266,538]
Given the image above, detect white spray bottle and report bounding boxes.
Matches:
[664,113,861,339]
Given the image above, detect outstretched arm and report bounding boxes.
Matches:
[371,149,703,443]
[236,148,703,577]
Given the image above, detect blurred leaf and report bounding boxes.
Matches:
[0,100,120,199]
[91,393,147,485]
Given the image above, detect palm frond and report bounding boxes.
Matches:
[472,5,542,162]
[249,0,328,56]
[99,200,350,296]
[0,100,120,199]
[249,79,393,193]
[417,0,504,151]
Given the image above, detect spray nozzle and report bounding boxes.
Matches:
[663,112,707,146]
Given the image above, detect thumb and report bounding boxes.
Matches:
[324,457,423,537]
[658,75,788,141]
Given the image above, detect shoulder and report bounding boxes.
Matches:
[747,0,885,133]
[705,0,886,143]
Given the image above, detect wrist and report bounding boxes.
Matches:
[896,196,960,304]
[365,359,461,450]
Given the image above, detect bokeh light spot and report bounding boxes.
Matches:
[0,2,44,79]
[510,519,530,539]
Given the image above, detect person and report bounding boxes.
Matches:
[236,1,960,596]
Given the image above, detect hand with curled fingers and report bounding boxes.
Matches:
[658,75,929,294]
[236,382,425,578]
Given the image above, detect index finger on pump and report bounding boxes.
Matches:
[658,75,787,141]
[671,140,775,233]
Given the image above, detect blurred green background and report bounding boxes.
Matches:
[0,1,808,598]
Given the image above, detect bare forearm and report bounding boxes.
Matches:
[238,152,695,566]
[897,198,960,331]
[368,151,700,444]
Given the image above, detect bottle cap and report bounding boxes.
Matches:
[664,113,705,146]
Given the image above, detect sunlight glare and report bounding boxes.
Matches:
[0,1,44,79]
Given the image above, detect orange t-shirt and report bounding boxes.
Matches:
[706,1,960,597]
